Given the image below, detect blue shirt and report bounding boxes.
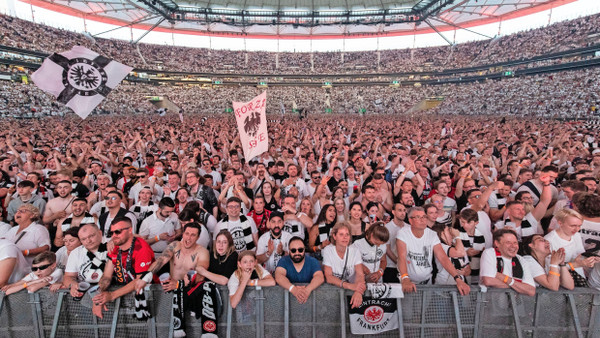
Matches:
[276,255,322,284]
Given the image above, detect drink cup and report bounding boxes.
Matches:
[74,282,90,301]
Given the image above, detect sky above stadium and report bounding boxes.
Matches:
[1,0,600,52]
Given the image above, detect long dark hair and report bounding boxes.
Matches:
[314,203,336,225]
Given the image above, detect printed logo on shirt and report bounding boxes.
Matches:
[407,246,431,268]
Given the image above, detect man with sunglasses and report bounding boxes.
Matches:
[274,236,324,304]
[128,168,162,206]
[93,217,154,319]
[98,191,137,239]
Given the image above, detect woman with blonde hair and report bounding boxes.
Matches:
[228,250,275,308]
[197,229,238,286]
[322,222,366,308]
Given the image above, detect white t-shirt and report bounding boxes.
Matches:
[227,268,271,295]
[23,268,63,284]
[494,213,541,241]
[384,220,408,268]
[55,246,69,271]
[256,231,292,274]
[213,217,258,253]
[283,216,306,240]
[522,255,548,287]
[138,213,181,252]
[322,244,363,283]
[0,221,11,237]
[544,230,585,276]
[2,223,51,265]
[396,226,440,283]
[195,224,212,250]
[579,219,600,256]
[352,238,386,279]
[464,205,492,249]
[0,239,29,283]
[480,248,535,287]
[65,245,108,284]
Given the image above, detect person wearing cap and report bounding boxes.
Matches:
[256,211,292,274]
[6,180,47,223]
[117,165,138,193]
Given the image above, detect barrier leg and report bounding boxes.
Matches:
[420,291,427,338]
[531,292,542,338]
[92,309,99,338]
[340,289,346,338]
[567,293,584,338]
[168,294,174,338]
[257,287,265,338]
[284,290,289,338]
[30,292,44,338]
[587,294,600,338]
[473,291,483,338]
[0,293,4,317]
[451,291,463,338]
[508,292,523,338]
[49,292,65,338]
[145,289,157,338]
[109,297,121,338]
[226,302,232,338]
[397,298,405,338]
[312,292,316,338]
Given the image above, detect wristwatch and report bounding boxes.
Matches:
[453,275,464,282]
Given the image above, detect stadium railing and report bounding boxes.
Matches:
[1,284,598,338]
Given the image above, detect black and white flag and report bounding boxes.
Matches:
[31,46,132,119]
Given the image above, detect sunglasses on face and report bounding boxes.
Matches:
[137,175,146,178]
[31,263,52,271]
[108,227,130,237]
[290,248,305,254]
[104,196,119,201]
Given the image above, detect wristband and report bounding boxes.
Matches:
[141,272,153,283]
[23,250,29,256]
[154,235,160,242]
[312,246,318,252]
[549,264,559,270]
[378,269,384,276]
[23,282,28,289]
[568,262,575,271]
[289,285,294,292]
[503,275,509,284]
[508,278,515,286]
[549,271,560,277]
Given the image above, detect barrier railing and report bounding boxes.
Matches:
[1,285,599,338]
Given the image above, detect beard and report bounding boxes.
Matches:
[291,254,304,263]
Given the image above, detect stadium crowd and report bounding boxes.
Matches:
[0,108,600,335]
[1,12,600,74]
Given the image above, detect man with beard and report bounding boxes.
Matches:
[139,197,181,254]
[62,223,108,312]
[274,236,324,304]
[42,180,74,227]
[93,217,154,320]
[257,211,292,274]
[86,173,112,209]
[98,191,137,239]
[134,222,212,338]
[55,198,97,247]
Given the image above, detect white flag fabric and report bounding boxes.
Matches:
[31,46,132,119]
[348,296,399,335]
[232,91,268,163]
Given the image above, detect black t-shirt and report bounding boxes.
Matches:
[208,251,238,278]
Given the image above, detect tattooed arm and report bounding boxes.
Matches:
[133,241,179,293]
[98,260,114,292]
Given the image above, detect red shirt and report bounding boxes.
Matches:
[248,209,271,237]
[108,238,154,283]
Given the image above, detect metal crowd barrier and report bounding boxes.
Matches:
[1,285,599,338]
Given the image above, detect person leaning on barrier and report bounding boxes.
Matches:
[352,222,389,284]
[480,229,536,296]
[2,251,62,295]
[93,217,155,319]
[521,234,574,291]
[396,207,471,295]
[134,222,210,338]
[195,229,238,285]
[228,250,276,309]
[3,203,50,265]
[274,236,324,304]
[322,222,366,309]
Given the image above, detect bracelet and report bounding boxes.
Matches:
[23,249,29,256]
[559,263,566,267]
[549,264,559,270]
[23,282,28,288]
[154,235,160,242]
[508,278,515,286]
[549,271,561,277]
[289,285,294,292]
[503,275,509,284]
[378,269,384,276]
[568,262,575,271]
[141,271,153,283]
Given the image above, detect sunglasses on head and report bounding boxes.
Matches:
[31,263,52,271]
[108,227,130,237]
[290,248,305,254]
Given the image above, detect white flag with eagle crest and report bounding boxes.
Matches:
[232,91,269,162]
[31,46,133,119]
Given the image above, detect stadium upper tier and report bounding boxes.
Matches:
[1,12,599,75]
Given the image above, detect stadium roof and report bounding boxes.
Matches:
[21,0,576,39]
